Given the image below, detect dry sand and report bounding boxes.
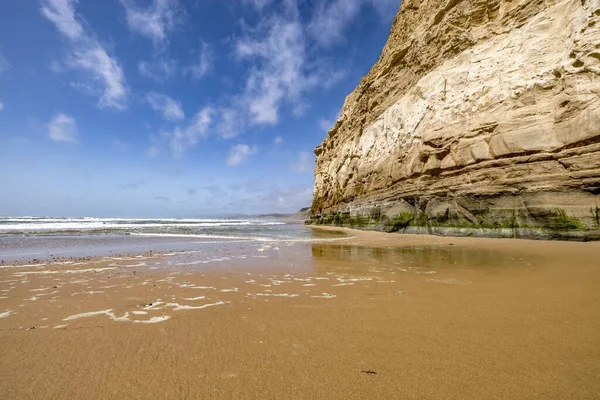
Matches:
[1,228,600,399]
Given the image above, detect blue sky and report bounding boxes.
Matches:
[0,0,400,217]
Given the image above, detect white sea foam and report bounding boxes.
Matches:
[13,267,117,276]
[310,293,336,299]
[63,309,171,324]
[0,218,285,232]
[128,232,354,243]
[143,300,228,311]
[133,316,171,324]
[30,287,51,292]
[172,301,228,311]
[182,296,206,301]
[0,310,14,318]
[64,309,113,320]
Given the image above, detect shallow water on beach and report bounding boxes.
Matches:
[1,228,599,399]
[0,221,346,264]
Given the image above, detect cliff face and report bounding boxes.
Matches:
[311,0,600,240]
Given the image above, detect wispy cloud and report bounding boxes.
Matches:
[138,57,178,82]
[66,46,127,109]
[40,0,84,40]
[308,0,363,47]
[226,144,257,167]
[291,151,313,172]
[234,5,310,125]
[139,44,212,82]
[241,0,274,10]
[215,106,244,139]
[0,51,9,111]
[368,0,402,21]
[119,0,182,45]
[0,51,10,73]
[274,135,283,145]
[48,113,78,142]
[207,1,343,136]
[185,43,213,80]
[319,117,335,132]
[40,0,127,110]
[308,0,400,47]
[149,106,214,157]
[146,91,185,121]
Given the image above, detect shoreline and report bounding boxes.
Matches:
[1,227,600,399]
[310,225,600,257]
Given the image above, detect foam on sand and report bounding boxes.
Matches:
[143,300,229,311]
[13,267,118,276]
[63,309,172,324]
[132,316,171,324]
[310,293,336,299]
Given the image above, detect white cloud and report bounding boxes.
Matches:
[368,0,402,21]
[308,0,401,47]
[232,1,347,128]
[226,144,258,167]
[146,92,185,121]
[48,113,78,142]
[186,43,213,80]
[235,9,308,125]
[119,0,182,44]
[291,151,313,172]
[67,46,127,109]
[319,118,335,132]
[149,106,214,157]
[242,0,274,10]
[308,0,363,47]
[40,0,85,40]
[40,0,127,110]
[216,107,244,139]
[274,135,283,145]
[139,45,213,82]
[218,2,343,134]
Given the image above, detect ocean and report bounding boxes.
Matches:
[0,217,346,264]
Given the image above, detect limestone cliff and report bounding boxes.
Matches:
[310,0,600,240]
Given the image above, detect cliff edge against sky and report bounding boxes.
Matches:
[310,0,600,240]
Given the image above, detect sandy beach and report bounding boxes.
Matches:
[1,227,600,399]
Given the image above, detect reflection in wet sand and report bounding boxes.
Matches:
[311,244,536,273]
[1,227,599,399]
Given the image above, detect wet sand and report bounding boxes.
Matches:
[1,228,600,399]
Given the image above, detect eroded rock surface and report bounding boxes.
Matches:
[311,0,600,240]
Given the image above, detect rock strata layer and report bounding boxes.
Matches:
[310,0,600,240]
